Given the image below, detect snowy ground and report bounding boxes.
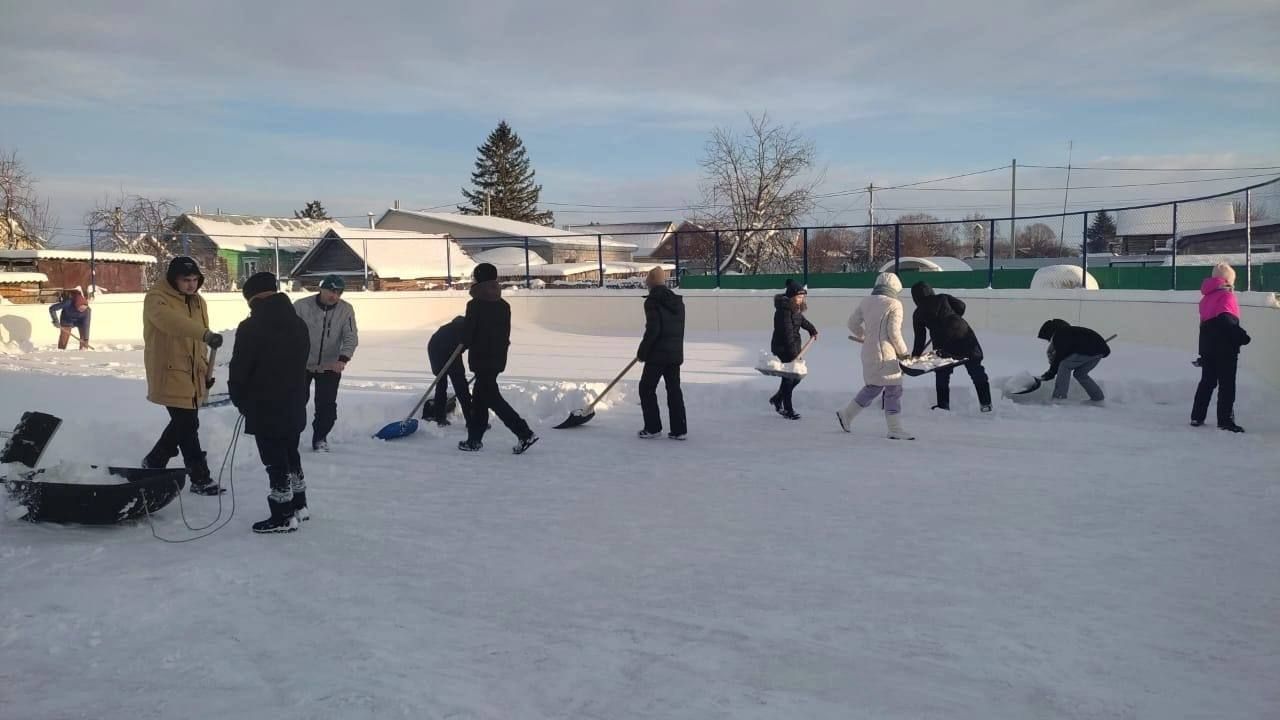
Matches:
[1,322,1278,719]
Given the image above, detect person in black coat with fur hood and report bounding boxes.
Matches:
[910,281,992,412]
[458,263,538,454]
[230,272,312,534]
[636,267,687,440]
[769,279,818,419]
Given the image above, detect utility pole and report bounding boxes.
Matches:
[867,183,875,264]
[1058,141,1073,248]
[364,212,373,290]
[1009,159,1017,258]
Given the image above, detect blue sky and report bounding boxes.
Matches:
[1,0,1278,245]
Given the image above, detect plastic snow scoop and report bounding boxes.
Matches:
[1,411,63,468]
[900,352,968,377]
[756,336,816,380]
[1,465,187,524]
[1011,333,1118,395]
[375,344,463,440]
[554,357,640,429]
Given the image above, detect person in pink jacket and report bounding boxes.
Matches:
[837,272,914,440]
[1191,263,1250,432]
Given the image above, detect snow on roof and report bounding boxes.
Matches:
[563,221,676,255]
[488,261,673,278]
[379,210,637,250]
[309,228,477,279]
[469,247,548,266]
[1177,218,1280,238]
[880,256,974,272]
[0,249,157,263]
[1115,201,1234,237]
[0,271,49,284]
[181,213,344,252]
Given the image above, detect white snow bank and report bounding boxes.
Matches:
[755,351,808,377]
[8,461,128,485]
[1031,264,1099,290]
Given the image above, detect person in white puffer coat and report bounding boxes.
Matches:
[837,272,915,439]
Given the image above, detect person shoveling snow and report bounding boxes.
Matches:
[764,280,817,420]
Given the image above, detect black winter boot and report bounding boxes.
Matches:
[187,452,225,496]
[252,498,299,534]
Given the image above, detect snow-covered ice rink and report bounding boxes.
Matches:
[2,319,1278,719]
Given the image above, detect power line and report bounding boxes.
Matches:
[1021,163,1280,172]
[873,172,1280,193]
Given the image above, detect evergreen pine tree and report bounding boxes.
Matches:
[459,121,553,225]
[1086,210,1117,253]
[294,200,330,220]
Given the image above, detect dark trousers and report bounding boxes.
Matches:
[639,362,687,435]
[1192,354,1237,425]
[430,353,472,422]
[935,358,992,408]
[468,372,531,443]
[308,371,341,444]
[147,407,206,472]
[772,377,802,413]
[255,433,302,504]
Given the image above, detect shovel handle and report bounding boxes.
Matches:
[406,344,464,421]
[207,346,218,382]
[585,358,640,413]
[795,334,817,360]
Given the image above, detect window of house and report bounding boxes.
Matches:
[243,259,258,276]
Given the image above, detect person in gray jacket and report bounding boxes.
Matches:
[293,274,359,451]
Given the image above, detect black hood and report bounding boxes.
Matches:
[470,279,502,302]
[911,281,934,303]
[249,292,295,322]
[648,284,683,312]
[1038,319,1070,341]
[166,256,205,291]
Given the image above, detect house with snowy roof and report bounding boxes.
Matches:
[375,210,637,265]
[169,213,345,286]
[0,248,156,298]
[563,221,678,263]
[1174,219,1280,255]
[289,228,476,291]
[1113,201,1234,255]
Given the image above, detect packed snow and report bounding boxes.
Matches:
[755,350,809,377]
[1,318,1278,719]
[898,351,966,372]
[2,460,125,485]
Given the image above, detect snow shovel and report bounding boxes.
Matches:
[554,357,639,429]
[201,347,233,408]
[1012,333,1117,395]
[756,336,816,380]
[0,411,63,468]
[374,344,463,440]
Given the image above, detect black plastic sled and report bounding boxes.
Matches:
[2,466,187,524]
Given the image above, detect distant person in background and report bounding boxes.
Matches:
[909,281,992,412]
[636,266,687,440]
[142,256,224,495]
[294,274,359,452]
[769,279,817,420]
[1191,263,1250,432]
[1037,319,1111,403]
[49,288,91,349]
[425,315,472,426]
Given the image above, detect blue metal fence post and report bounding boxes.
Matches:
[802,228,809,286]
[893,224,901,274]
[445,238,452,288]
[1081,212,1089,284]
[597,234,604,289]
[88,228,97,294]
[714,230,722,288]
[1170,203,1178,290]
[523,236,531,289]
[673,232,681,288]
[987,220,996,288]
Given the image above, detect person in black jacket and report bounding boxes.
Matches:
[1191,272,1251,432]
[636,267,687,440]
[1037,319,1111,402]
[459,263,537,454]
[424,315,472,426]
[769,279,818,419]
[910,282,992,412]
[229,272,312,534]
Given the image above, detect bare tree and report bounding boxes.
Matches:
[0,149,57,248]
[1233,199,1264,224]
[807,228,859,273]
[82,192,230,288]
[1016,223,1078,258]
[694,113,820,274]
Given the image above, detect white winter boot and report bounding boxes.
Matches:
[836,401,864,432]
[885,413,915,440]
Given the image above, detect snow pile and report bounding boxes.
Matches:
[1002,371,1040,395]
[900,352,964,372]
[755,351,808,377]
[1031,264,1100,290]
[32,461,126,485]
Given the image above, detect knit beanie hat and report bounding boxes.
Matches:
[166,256,204,290]
[319,274,345,292]
[474,263,498,283]
[646,266,668,287]
[784,279,807,297]
[241,271,279,300]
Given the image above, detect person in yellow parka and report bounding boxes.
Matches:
[141,256,225,495]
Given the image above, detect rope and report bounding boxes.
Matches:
[142,415,242,543]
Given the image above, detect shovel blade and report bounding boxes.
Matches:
[553,410,595,429]
[374,418,419,440]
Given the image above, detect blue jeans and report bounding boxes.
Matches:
[1053,354,1104,401]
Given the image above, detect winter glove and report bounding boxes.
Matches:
[206,377,216,390]
[203,331,223,349]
